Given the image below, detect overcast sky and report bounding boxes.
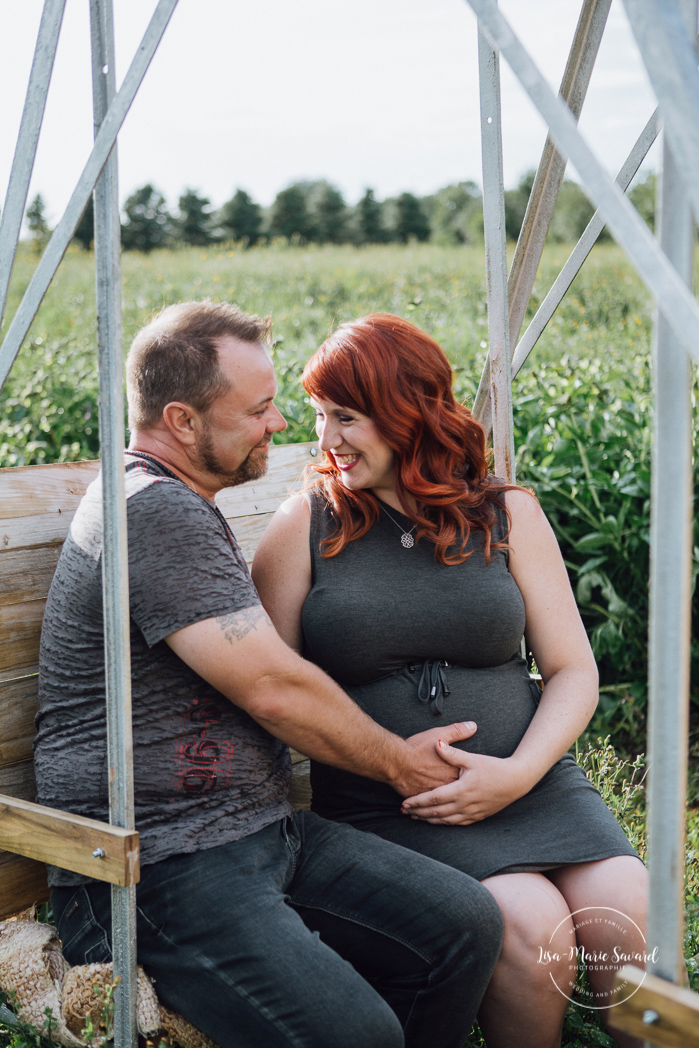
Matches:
[0,0,657,225]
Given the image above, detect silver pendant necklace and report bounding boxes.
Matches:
[379,502,417,548]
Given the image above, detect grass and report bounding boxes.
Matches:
[4,238,697,754]
[0,239,653,462]
[0,240,697,1046]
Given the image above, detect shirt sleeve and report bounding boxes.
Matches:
[126,479,260,647]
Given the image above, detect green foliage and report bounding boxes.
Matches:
[577,738,646,853]
[2,241,698,755]
[25,194,50,252]
[121,183,172,252]
[512,349,699,750]
[628,171,656,231]
[504,170,535,242]
[269,182,315,241]
[73,197,94,252]
[355,188,387,244]
[548,181,598,244]
[219,189,263,245]
[423,182,483,245]
[514,355,653,746]
[307,182,348,244]
[175,188,214,246]
[393,192,431,243]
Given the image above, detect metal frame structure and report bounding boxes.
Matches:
[0,1,696,1045]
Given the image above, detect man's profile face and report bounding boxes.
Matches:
[195,336,286,488]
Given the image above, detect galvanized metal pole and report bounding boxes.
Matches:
[473,0,611,427]
[0,0,65,329]
[623,0,699,227]
[646,0,695,995]
[512,107,660,380]
[463,0,699,367]
[508,0,611,347]
[0,0,179,395]
[89,4,137,1046]
[477,15,515,483]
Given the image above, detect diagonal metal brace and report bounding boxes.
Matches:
[623,0,699,229]
[508,0,611,348]
[511,106,660,381]
[0,0,66,331]
[0,0,179,395]
[464,0,699,368]
[473,0,611,426]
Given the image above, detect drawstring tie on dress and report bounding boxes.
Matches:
[416,659,450,715]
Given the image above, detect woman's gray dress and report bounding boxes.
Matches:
[302,492,637,880]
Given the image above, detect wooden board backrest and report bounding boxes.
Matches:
[0,442,317,918]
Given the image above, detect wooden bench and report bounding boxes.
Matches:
[0,442,316,920]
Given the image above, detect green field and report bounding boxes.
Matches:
[0,238,697,1048]
[3,239,695,751]
[1,239,653,460]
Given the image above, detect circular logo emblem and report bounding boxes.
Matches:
[537,906,657,1011]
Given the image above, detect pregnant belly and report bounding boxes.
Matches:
[311,655,541,818]
[346,656,540,759]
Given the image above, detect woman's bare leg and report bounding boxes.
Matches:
[548,856,648,1048]
[478,872,576,1048]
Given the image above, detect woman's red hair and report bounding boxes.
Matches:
[302,313,520,565]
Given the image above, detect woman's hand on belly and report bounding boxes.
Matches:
[400,742,539,824]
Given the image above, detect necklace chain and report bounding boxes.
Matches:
[379,502,417,548]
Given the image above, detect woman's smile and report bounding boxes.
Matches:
[333,453,361,470]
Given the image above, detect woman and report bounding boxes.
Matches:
[252,314,647,1048]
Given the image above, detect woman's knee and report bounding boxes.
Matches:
[550,857,648,938]
[483,873,576,991]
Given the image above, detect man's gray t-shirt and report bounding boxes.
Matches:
[35,454,292,886]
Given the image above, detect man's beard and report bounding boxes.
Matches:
[198,422,269,488]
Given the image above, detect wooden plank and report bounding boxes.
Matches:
[225,511,275,565]
[215,441,318,518]
[0,851,49,921]
[288,759,312,811]
[0,676,38,768]
[610,965,699,1048]
[0,510,81,554]
[0,794,140,887]
[0,461,99,552]
[0,444,316,553]
[0,758,37,802]
[0,545,61,607]
[0,600,44,677]
[0,460,99,519]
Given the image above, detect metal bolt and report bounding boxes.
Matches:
[310,447,318,457]
[642,1009,660,1026]
[92,848,105,859]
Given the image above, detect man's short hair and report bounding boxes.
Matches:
[126,300,272,430]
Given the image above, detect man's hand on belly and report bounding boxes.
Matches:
[400,743,536,825]
[393,722,478,797]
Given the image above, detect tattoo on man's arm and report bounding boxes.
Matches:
[217,605,272,643]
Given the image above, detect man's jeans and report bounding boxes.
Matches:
[52,811,502,1048]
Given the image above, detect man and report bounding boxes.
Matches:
[36,301,502,1048]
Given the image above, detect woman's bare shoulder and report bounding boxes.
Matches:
[254,493,310,559]
[503,486,541,518]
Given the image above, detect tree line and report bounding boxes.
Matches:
[23,171,657,253]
